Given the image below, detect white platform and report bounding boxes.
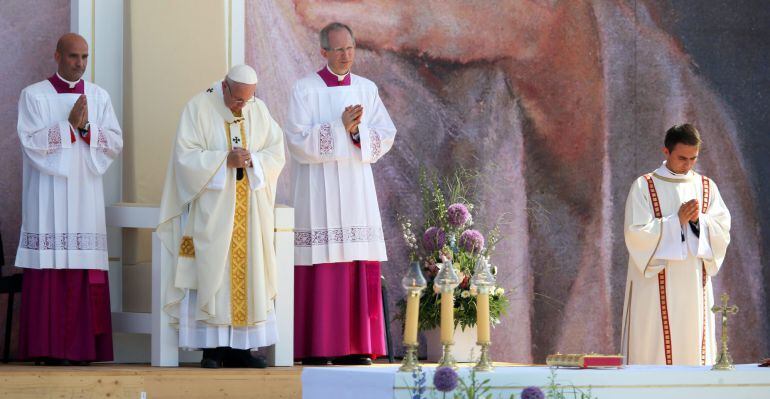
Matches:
[105,203,294,367]
[302,364,770,399]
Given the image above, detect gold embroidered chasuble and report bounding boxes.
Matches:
[158,82,285,328]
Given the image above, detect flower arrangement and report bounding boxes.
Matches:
[397,168,509,331]
[404,367,596,399]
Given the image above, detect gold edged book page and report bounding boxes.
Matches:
[546,353,624,369]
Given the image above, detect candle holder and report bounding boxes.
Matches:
[399,343,421,372]
[399,261,426,372]
[471,257,496,372]
[435,259,460,369]
[438,342,457,369]
[474,343,494,372]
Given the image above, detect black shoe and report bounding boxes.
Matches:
[201,347,225,369]
[223,348,267,368]
[35,358,70,366]
[201,357,220,369]
[301,357,331,366]
[70,361,91,366]
[331,355,372,366]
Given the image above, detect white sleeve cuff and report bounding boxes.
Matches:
[59,121,74,149]
[245,152,266,191]
[207,162,226,190]
[358,124,383,163]
[696,214,714,259]
[652,214,688,261]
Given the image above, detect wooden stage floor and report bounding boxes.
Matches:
[0,363,308,399]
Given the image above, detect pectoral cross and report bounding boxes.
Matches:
[711,292,739,370]
[232,137,241,144]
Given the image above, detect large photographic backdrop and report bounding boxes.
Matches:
[0,0,767,364]
[246,0,769,363]
[0,0,71,359]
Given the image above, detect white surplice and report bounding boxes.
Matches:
[158,82,285,349]
[15,78,122,270]
[286,71,396,265]
[621,162,731,365]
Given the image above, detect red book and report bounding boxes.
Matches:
[546,353,624,369]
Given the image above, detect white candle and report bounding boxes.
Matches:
[476,292,491,344]
[403,291,420,345]
[440,290,454,344]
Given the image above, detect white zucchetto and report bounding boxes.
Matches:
[227,64,258,85]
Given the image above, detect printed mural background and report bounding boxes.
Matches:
[0,0,767,363]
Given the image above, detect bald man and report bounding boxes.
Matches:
[15,33,123,365]
[158,65,285,368]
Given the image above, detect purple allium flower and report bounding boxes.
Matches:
[459,229,485,254]
[433,366,458,392]
[521,386,545,399]
[422,226,446,252]
[447,203,471,228]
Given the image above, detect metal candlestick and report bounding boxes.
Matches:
[474,343,494,372]
[711,293,739,371]
[399,343,421,372]
[437,342,458,370]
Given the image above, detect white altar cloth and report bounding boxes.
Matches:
[302,364,770,399]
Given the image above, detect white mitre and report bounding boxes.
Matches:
[227,64,258,85]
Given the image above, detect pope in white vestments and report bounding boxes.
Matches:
[158,65,285,368]
[287,23,397,365]
[15,34,122,364]
[621,124,731,366]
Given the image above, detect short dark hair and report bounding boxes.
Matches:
[320,22,355,50]
[664,124,701,152]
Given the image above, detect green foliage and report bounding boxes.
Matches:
[402,367,599,399]
[545,368,597,399]
[413,284,510,332]
[396,166,509,331]
[454,367,494,399]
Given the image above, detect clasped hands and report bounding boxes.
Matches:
[68,95,88,131]
[342,104,363,134]
[678,199,700,225]
[227,148,252,168]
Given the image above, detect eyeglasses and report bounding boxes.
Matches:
[325,45,355,55]
[226,82,256,106]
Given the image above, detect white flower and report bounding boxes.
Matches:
[495,287,505,296]
[461,290,471,298]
